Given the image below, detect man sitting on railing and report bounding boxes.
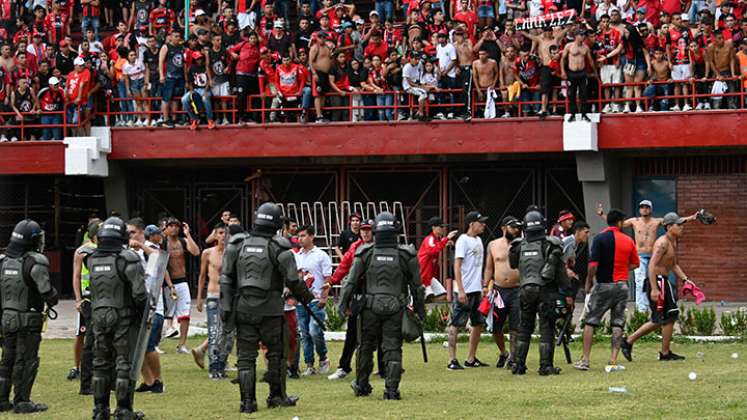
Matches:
[38,76,65,140]
[271,55,307,122]
[181,51,216,130]
[644,48,673,111]
[402,52,432,121]
[706,30,737,109]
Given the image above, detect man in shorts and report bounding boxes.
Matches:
[597,15,624,113]
[575,209,638,372]
[447,211,487,370]
[163,218,200,354]
[483,216,522,369]
[666,14,693,111]
[622,212,699,362]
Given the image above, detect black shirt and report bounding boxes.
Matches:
[348,67,367,88]
[267,33,293,57]
[337,229,360,254]
[143,48,160,79]
[295,30,313,52]
[56,51,78,76]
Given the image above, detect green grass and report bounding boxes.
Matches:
[6,337,747,419]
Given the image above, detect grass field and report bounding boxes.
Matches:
[5,337,747,419]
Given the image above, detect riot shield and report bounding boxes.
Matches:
[130,249,169,381]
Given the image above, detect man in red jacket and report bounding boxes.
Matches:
[271,54,307,122]
[417,216,458,301]
[327,219,378,381]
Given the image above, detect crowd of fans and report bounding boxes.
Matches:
[0,0,745,138]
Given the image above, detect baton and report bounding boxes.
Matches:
[300,299,326,331]
[556,311,573,364]
[420,330,428,363]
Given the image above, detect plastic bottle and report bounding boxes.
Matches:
[608,386,628,394]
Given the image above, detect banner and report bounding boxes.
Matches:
[515,10,577,31]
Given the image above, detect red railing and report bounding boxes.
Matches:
[0,103,88,141]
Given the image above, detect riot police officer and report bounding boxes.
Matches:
[221,202,314,414]
[338,212,424,400]
[89,217,147,420]
[0,219,58,413]
[509,208,572,376]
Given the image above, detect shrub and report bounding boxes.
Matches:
[324,300,346,331]
[423,304,451,333]
[626,308,650,335]
[679,305,716,336]
[719,308,747,336]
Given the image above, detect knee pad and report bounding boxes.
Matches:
[114,377,130,404]
[92,376,110,401]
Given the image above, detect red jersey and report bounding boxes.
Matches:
[599,28,622,65]
[38,87,64,112]
[364,41,388,60]
[666,27,692,65]
[82,0,101,17]
[516,55,540,86]
[331,239,364,285]
[453,10,479,39]
[258,58,277,95]
[275,62,306,97]
[66,69,91,104]
[229,41,260,74]
[417,233,449,287]
[44,12,69,45]
[150,8,176,32]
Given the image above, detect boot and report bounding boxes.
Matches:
[350,380,372,397]
[512,338,530,375]
[0,370,11,411]
[238,369,257,413]
[267,394,299,408]
[538,342,561,376]
[92,404,111,420]
[511,363,527,375]
[383,389,401,400]
[13,401,48,413]
[92,374,111,420]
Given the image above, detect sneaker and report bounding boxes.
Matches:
[573,359,590,371]
[190,120,198,130]
[150,380,165,393]
[634,106,644,113]
[703,102,711,110]
[221,118,230,126]
[682,104,692,111]
[164,120,175,129]
[319,358,331,375]
[695,103,703,110]
[620,338,633,362]
[176,345,190,354]
[581,114,591,122]
[208,372,224,381]
[126,120,134,127]
[623,104,631,113]
[302,366,316,376]
[67,367,80,381]
[164,327,178,339]
[567,114,576,122]
[192,347,205,369]
[464,358,488,368]
[670,104,681,112]
[327,368,348,381]
[207,120,216,129]
[0,135,7,142]
[602,104,612,113]
[447,359,464,370]
[288,368,300,379]
[435,112,446,120]
[501,111,511,118]
[605,364,626,372]
[155,346,166,355]
[150,119,159,127]
[10,137,17,142]
[496,353,510,369]
[134,383,152,393]
[659,351,685,361]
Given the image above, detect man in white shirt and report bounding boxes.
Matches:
[294,225,333,376]
[447,211,488,370]
[436,31,458,118]
[402,52,432,121]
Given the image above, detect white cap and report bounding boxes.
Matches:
[681,13,690,20]
[273,19,284,28]
[369,10,379,16]
[639,199,653,209]
[48,76,60,85]
[195,9,206,16]
[73,57,85,66]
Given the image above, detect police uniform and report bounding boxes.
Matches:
[509,210,571,376]
[338,212,425,400]
[220,202,313,414]
[89,217,147,420]
[77,230,98,395]
[0,219,58,414]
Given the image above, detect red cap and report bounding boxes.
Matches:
[260,46,269,54]
[557,211,575,223]
[59,40,67,47]
[191,50,204,60]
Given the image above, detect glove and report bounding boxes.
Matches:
[696,209,716,225]
[221,310,231,323]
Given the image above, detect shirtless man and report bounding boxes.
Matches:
[499,45,519,117]
[483,216,523,369]
[163,218,200,353]
[647,48,672,110]
[309,32,333,122]
[0,44,15,74]
[596,201,696,311]
[706,31,737,109]
[562,30,594,121]
[521,25,569,117]
[454,27,475,120]
[472,48,499,112]
[194,225,234,378]
[621,212,699,362]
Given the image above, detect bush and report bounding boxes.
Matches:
[324,300,346,331]
[720,308,747,336]
[423,304,451,333]
[626,308,650,335]
[679,305,717,336]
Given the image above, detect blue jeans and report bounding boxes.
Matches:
[376,94,393,121]
[520,89,540,114]
[301,86,313,110]
[633,254,651,312]
[117,79,134,121]
[206,297,234,373]
[362,94,377,121]
[375,0,394,21]
[181,88,214,121]
[81,16,100,41]
[644,83,671,110]
[40,114,62,140]
[439,76,458,115]
[296,301,327,365]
